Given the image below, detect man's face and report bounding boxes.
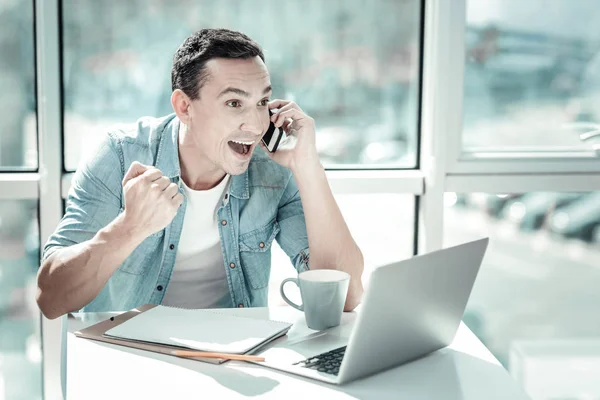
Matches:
[185,56,272,176]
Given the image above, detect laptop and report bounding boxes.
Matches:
[254,237,489,384]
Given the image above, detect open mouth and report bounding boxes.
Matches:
[228,140,253,156]
[228,140,254,156]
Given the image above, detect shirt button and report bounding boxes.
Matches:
[259,242,265,248]
[238,304,244,308]
[169,244,175,250]
[221,220,227,226]
[157,285,163,291]
[229,263,236,269]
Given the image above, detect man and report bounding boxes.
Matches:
[36,28,364,319]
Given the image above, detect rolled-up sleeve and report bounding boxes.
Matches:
[42,133,124,263]
[275,175,310,273]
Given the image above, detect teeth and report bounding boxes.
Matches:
[231,140,254,145]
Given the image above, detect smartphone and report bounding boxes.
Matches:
[262,109,284,152]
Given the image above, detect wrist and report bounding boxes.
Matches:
[105,212,149,247]
[88,212,149,278]
[290,153,323,178]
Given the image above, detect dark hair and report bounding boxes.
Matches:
[171,28,265,100]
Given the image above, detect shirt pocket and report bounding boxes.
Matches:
[117,208,165,275]
[239,221,280,290]
[118,230,164,275]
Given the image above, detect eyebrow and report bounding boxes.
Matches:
[218,85,272,98]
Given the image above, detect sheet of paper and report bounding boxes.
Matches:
[104,305,291,354]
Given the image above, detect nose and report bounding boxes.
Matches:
[240,108,267,136]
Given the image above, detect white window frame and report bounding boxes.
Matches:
[449,153,600,175]
[0,0,594,399]
[36,0,65,399]
[0,174,39,199]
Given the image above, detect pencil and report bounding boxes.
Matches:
[172,350,265,362]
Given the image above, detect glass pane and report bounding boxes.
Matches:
[464,0,600,152]
[445,191,600,399]
[62,0,422,170]
[269,194,415,305]
[0,1,37,169]
[0,200,41,400]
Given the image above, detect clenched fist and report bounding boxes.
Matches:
[120,161,184,238]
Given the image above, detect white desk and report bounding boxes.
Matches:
[67,306,531,399]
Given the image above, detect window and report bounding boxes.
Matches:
[445,191,600,395]
[269,194,415,305]
[61,0,422,170]
[0,0,37,169]
[463,0,600,153]
[0,200,41,400]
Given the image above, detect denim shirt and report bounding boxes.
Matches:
[42,114,310,312]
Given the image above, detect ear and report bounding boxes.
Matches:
[171,89,193,124]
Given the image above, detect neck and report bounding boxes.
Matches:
[178,123,226,190]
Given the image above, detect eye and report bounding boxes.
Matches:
[226,100,241,108]
[258,98,269,106]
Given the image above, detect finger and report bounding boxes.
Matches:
[282,118,293,133]
[271,101,301,115]
[163,182,179,199]
[273,107,310,128]
[122,161,150,186]
[152,176,171,191]
[271,102,303,126]
[140,168,163,184]
[270,99,303,112]
[268,99,292,110]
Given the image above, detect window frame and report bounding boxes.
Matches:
[36,0,65,398]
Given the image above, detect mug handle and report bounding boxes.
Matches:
[280,278,304,311]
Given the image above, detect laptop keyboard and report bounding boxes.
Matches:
[293,346,346,375]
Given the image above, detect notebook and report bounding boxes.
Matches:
[104,305,292,355]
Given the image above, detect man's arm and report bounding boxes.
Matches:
[37,135,183,319]
[265,100,364,311]
[291,163,364,311]
[38,214,150,319]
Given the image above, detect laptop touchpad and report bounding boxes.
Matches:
[289,332,347,355]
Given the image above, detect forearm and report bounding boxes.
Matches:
[292,160,364,310]
[36,213,146,319]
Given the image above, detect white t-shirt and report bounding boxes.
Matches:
[161,175,233,309]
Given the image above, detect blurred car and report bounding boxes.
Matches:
[502,192,583,231]
[468,193,523,218]
[548,192,600,243]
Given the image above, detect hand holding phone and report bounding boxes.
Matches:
[262,109,285,152]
